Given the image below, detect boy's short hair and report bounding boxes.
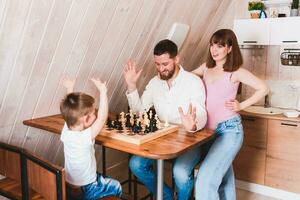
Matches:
[60,92,95,127]
[154,39,178,58]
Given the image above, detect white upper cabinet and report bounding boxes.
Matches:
[234,18,270,45]
[269,17,300,45]
[234,17,300,45]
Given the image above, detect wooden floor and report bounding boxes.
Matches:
[0,162,278,200]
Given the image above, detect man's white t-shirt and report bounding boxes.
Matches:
[61,124,97,186]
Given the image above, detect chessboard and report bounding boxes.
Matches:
[100,110,179,145]
[101,124,179,145]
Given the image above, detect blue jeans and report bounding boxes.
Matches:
[195,115,243,200]
[129,146,201,200]
[81,173,122,200]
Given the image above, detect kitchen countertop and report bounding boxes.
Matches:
[239,110,300,123]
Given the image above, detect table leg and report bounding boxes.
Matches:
[157,159,164,200]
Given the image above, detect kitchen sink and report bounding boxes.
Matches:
[243,106,283,115]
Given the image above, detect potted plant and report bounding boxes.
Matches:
[291,0,299,16]
[248,1,265,18]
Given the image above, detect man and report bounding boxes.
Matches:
[124,39,207,200]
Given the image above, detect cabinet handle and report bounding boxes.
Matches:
[242,117,255,122]
[282,40,298,43]
[280,122,298,127]
[243,41,257,44]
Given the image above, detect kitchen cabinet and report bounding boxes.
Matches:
[234,17,300,45]
[234,18,270,45]
[266,119,300,193]
[269,17,300,45]
[233,117,267,184]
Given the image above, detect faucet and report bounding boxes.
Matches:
[264,94,271,108]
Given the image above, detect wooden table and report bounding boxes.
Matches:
[23,114,214,200]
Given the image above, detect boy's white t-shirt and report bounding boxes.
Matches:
[60,124,97,186]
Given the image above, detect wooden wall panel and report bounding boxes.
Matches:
[0,0,234,166]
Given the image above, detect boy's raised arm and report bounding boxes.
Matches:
[62,77,75,94]
[90,78,108,139]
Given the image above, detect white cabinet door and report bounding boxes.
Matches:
[234,19,270,45]
[269,17,300,45]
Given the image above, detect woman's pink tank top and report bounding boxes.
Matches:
[203,68,239,130]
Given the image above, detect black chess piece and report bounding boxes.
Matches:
[125,113,131,128]
[131,120,139,134]
[113,116,122,130]
[138,121,142,131]
[149,118,158,132]
[107,118,113,129]
[144,125,150,134]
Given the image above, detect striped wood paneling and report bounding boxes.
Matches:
[0,0,233,166]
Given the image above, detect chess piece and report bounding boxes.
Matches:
[155,114,161,129]
[125,113,131,128]
[149,117,158,132]
[144,125,150,134]
[138,112,143,124]
[107,118,113,129]
[149,110,153,120]
[144,112,149,127]
[120,112,126,129]
[164,120,169,128]
[129,110,134,126]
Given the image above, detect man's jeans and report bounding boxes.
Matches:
[195,115,244,200]
[81,173,122,200]
[129,146,201,200]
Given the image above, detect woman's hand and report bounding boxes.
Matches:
[225,99,241,111]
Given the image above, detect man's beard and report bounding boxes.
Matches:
[159,64,176,80]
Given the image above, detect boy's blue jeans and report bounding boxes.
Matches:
[195,115,244,200]
[129,146,201,200]
[81,173,122,200]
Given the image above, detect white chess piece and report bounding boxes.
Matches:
[149,110,153,119]
[155,114,161,129]
[164,120,169,127]
[129,110,134,126]
[120,112,125,129]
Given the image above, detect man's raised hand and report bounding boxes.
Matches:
[178,103,197,132]
[124,60,142,92]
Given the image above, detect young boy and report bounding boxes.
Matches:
[60,77,122,200]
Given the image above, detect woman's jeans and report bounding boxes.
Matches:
[129,145,201,200]
[81,173,122,200]
[195,115,244,200]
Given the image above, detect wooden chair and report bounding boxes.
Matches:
[0,141,24,200]
[24,149,66,200]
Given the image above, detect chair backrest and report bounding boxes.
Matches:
[0,142,23,181]
[0,142,24,199]
[24,149,66,200]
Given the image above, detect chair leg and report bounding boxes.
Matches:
[133,175,138,200]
